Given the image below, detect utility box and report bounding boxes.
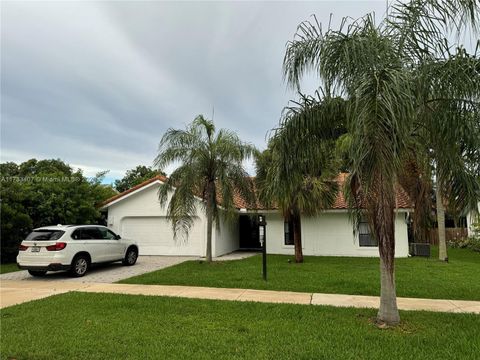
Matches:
[409,243,431,257]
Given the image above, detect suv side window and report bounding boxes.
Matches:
[98,227,117,240]
[81,228,102,240]
[71,229,82,240]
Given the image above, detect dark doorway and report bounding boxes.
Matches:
[239,215,261,250]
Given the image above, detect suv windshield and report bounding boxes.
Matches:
[26,230,65,241]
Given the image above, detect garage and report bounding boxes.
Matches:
[121,216,204,256]
[101,177,208,256]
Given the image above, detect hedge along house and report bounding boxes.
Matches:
[101,173,413,258]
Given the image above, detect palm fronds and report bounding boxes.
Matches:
[282,0,480,325]
[155,115,256,261]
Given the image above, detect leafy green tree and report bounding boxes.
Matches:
[282,0,479,325]
[18,158,72,176]
[0,159,116,262]
[0,163,33,262]
[154,115,256,262]
[256,94,345,263]
[114,165,165,192]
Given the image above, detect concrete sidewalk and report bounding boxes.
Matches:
[1,280,479,314]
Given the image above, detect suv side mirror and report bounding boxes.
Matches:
[115,234,121,240]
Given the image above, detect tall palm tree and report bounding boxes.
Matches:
[282,0,479,325]
[395,51,480,259]
[397,154,434,245]
[154,115,256,262]
[256,93,345,263]
[413,49,480,261]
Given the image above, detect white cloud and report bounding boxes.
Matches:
[2,1,391,180]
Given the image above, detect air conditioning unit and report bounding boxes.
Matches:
[409,243,430,257]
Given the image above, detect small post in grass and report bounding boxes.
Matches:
[258,214,267,281]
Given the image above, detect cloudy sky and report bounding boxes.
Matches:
[1,1,389,183]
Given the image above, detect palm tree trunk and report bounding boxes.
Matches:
[373,178,400,326]
[292,214,303,263]
[436,177,448,261]
[378,257,400,325]
[205,182,214,263]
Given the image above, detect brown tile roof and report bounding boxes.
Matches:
[102,173,413,210]
[234,173,412,210]
[329,173,412,210]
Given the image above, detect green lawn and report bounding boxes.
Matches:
[120,247,480,301]
[1,292,479,360]
[0,263,20,274]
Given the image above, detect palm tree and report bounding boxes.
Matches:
[282,0,479,325]
[256,93,345,263]
[397,154,434,245]
[395,51,480,259]
[413,50,480,261]
[154,115,256,262]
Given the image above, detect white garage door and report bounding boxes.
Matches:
[121,217,204,256]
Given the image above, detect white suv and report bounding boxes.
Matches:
[17,225,138,277]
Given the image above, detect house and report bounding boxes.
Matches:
[466,202,480,237]
[101,174,413,258]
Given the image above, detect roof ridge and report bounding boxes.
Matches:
[101,175,167,207]
[101,173,413,210]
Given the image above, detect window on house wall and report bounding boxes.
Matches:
[358,218,378,247]
[284,220,294,245]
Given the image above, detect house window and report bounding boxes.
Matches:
[358,218,377,247]
[284,220,294,245]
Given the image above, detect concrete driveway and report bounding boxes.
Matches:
[0,256,195,284]
[0,252,258,308]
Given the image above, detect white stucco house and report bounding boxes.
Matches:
[466,202,480,237]
[102,174,413,258]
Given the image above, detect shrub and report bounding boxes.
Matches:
[448,234,480,253]
[470,220,480,238]
[467,237,480,252]
[447,238,470,249]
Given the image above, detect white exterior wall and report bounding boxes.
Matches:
[466,202,479,237]
[106,182,207,256]
[264,211,409,258]
[105,180,410,258]
[213,214,240,257]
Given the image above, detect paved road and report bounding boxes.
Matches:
[0,256,196,283]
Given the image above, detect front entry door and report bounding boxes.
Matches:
[239,215,261,249]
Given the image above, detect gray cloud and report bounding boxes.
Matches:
[1,1,388,181]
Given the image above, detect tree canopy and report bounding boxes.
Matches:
[282,0,480,325]
[114,165,165,193]
[256,94,345,262]
[154,115,256,262]
[0,159,116,262]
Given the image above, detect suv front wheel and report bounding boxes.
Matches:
[70,255,89,277]
[123,247,138,266]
